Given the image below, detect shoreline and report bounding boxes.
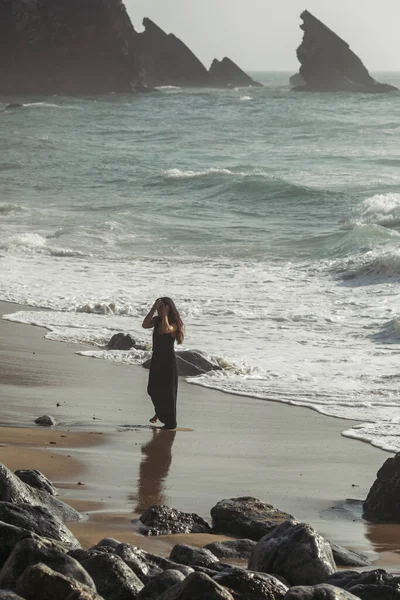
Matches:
[0,300,399,571]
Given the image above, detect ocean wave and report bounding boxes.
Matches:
[329,247,400,282]
[164,167,239,180]
[155,86,182,90]
[340,193,400,230]
[240,95,253,101]
[0,203,25,215]
[0,233,87,258]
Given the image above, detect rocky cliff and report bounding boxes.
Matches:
[139,18,212,87]
[292,10,398,93]
[0,0,144,95]
[209,58,262,88]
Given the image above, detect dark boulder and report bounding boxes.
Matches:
[214,567,288,600]
[138,18,212,88]
[169,544,220,570]
[211,497,294,541]
[0,464,80,523]
[209,58,262,87]
[248,520,336,586]
[204,539,256,560]
[138,504,212,536]
[106,333,135,351]
[15,563,103,600]
[157,571,234,600]
[0,0,144,96]
[329,541,371,568]
[284,584,360,599]
[137,569,186,600]
[79,553,144,599]
[292,11,398,93]
[0,521,40,568]
[0,503,80,548]
[0,538,94,591]
[0,592,27,600]
[112,544,163,583]
[14,470,58,496]
[363,452,400,522]
[143,350,222,377]
[325,569,400,598]
[34,415,57,426]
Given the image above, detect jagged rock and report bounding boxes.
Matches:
[329,542,371,567]
[325,569,400,598]
[79,553,144,599]
[363,452,400,522]
[106,333,135,350]
[0,522,40,568]
[0,464,80,523]
[284,584,360,599]
[214,567,289,600]
[169,545,220,570]
[0,592,26,600]
[138,18,212,88]
[112,544,163,583]
[292,11,398,93]
[15,563,103,600]
[211,497,294,541]
[209,57,262,87]
[248,520,336,586]
[204,539,256,560]
[138,504,212,536]
[34,415,57,426]
[143,350,222,377]
[0,503,80,548]
[14,470,58,496]
[157,571,234,600]
[137,570,186,600]
[0,0,144,96]
[94,538,121,549]
[0,538,94,591]
[65,592,105,600]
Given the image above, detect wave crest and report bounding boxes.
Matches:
[341,193,400,230]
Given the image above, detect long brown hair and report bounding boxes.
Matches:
[161,297,184,344]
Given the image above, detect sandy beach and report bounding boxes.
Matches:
[0,300,398,572]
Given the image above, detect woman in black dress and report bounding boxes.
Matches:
[142,297,184,430]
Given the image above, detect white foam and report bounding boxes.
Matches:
[164,167,269,180]
[341,193,400,229]
[240,95,253,101]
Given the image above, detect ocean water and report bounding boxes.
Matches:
[1,72,400,452]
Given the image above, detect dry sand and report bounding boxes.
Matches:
[0,300,398,570]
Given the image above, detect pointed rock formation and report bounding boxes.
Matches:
[209,58,262,87]
[0,0,144,95]
[292,10,398,93]
[139,18,212,88]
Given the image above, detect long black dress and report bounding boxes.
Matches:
[147,322,178,429]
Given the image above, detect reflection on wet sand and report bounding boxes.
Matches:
[131,428,176,512]
[366,522,400,554]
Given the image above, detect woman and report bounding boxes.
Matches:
[142,297,184,430]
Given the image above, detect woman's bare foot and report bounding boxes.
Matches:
[149,415,158,424]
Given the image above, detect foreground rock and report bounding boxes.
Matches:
[157,571,234,600]
[139,18,212,88]
[137,569,186,600]
[169,544,221,570]
[0,538,94,590]
[329,542,371,568]
[209,58,262,87]
[78,553,144,599]
[214,568,289,600]
[0,0,144,95]
[14,470,58,496]
[143,349,222,377]
[363,452,400,522]
[211,497,294,540]
[204,539,256,560]
[138,504,212,536]
[248,520,336,586]
[107,333,136,350]
[34,415,57,427]
[292,11,398,93]
[326,569,400,598]
[0,503,80,548]
[284,584,360,599]
[0,464,80,523]
[15,563,102,600]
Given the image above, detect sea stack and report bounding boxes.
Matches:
[0,0,144,95]
[138,18,212,87]
[209,58,262,88]
[291,10,398,93]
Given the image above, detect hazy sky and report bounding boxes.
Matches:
[126,0,399,72]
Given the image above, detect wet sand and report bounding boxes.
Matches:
[0,300,399,570]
